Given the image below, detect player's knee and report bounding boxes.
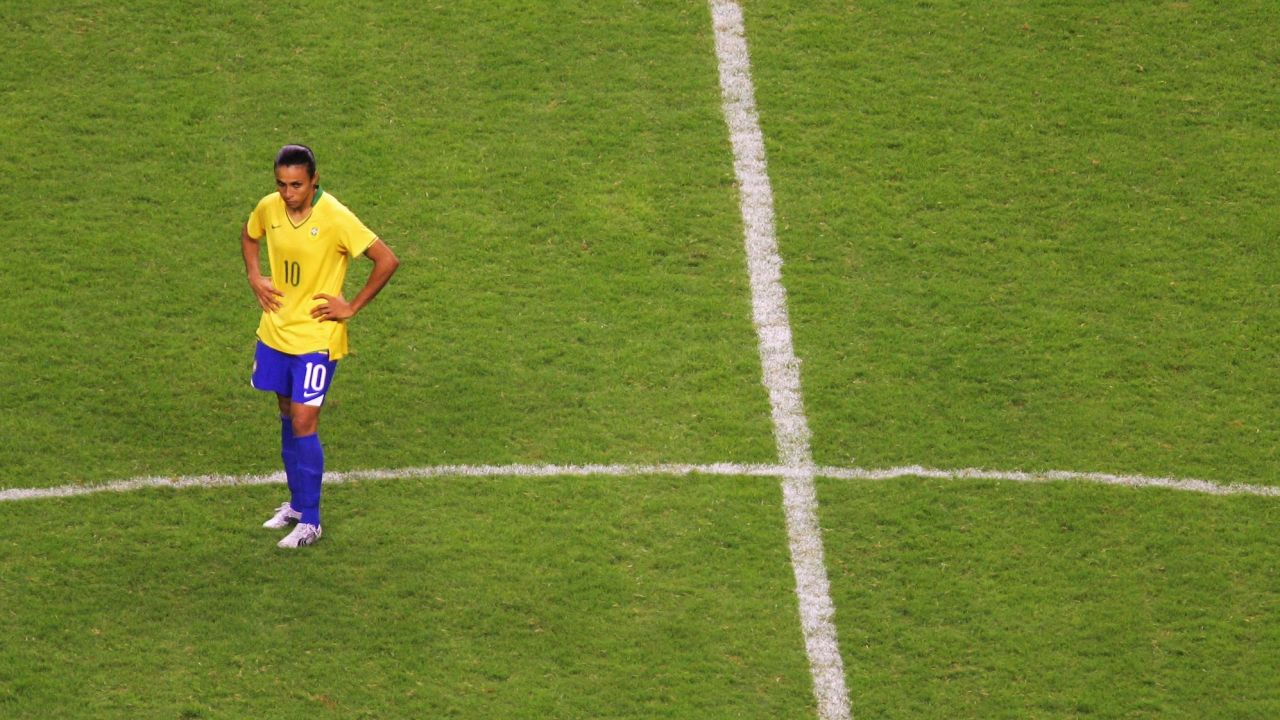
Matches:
[293,412,317,435]
[293,409,322,438]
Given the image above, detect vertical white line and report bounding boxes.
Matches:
[708,2,852,719]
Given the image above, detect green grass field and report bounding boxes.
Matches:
[747,1,1280,480]
[2,1,1278,718]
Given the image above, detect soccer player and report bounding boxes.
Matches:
[241,144,400,548]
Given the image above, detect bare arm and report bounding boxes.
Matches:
[310,238,400,321]
[242,224,284,312]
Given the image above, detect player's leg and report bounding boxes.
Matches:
[288,401,324,516]
[278,352,337,549]
[252,342,302,528]
[264,393,303,528]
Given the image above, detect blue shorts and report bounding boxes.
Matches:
[251,341,339,407]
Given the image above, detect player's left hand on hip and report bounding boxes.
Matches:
[311,293,354,321]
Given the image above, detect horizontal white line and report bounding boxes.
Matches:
[819,465,1280,497]
[2,463,1275,502]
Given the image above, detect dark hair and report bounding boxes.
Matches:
[275,144,316,177]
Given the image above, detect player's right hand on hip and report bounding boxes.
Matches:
[250,275,285,312]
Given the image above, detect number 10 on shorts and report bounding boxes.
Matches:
[304,362,327,394]
[299,359,334,407]
[250,342,337,407]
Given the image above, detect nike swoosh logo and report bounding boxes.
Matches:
[270,223,282,229]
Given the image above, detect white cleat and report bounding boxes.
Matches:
[263,502,302,529]
[277,523,322,549]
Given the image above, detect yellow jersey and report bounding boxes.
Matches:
[246,187,377,360]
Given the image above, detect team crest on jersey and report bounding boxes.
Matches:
[311,227,319,236]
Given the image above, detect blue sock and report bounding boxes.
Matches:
[294,433,325,526]
[280,416,299,508]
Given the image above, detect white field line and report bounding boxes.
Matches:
[819,465,1280,497]
[708,2,851,719]
[3,462,1277,503]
